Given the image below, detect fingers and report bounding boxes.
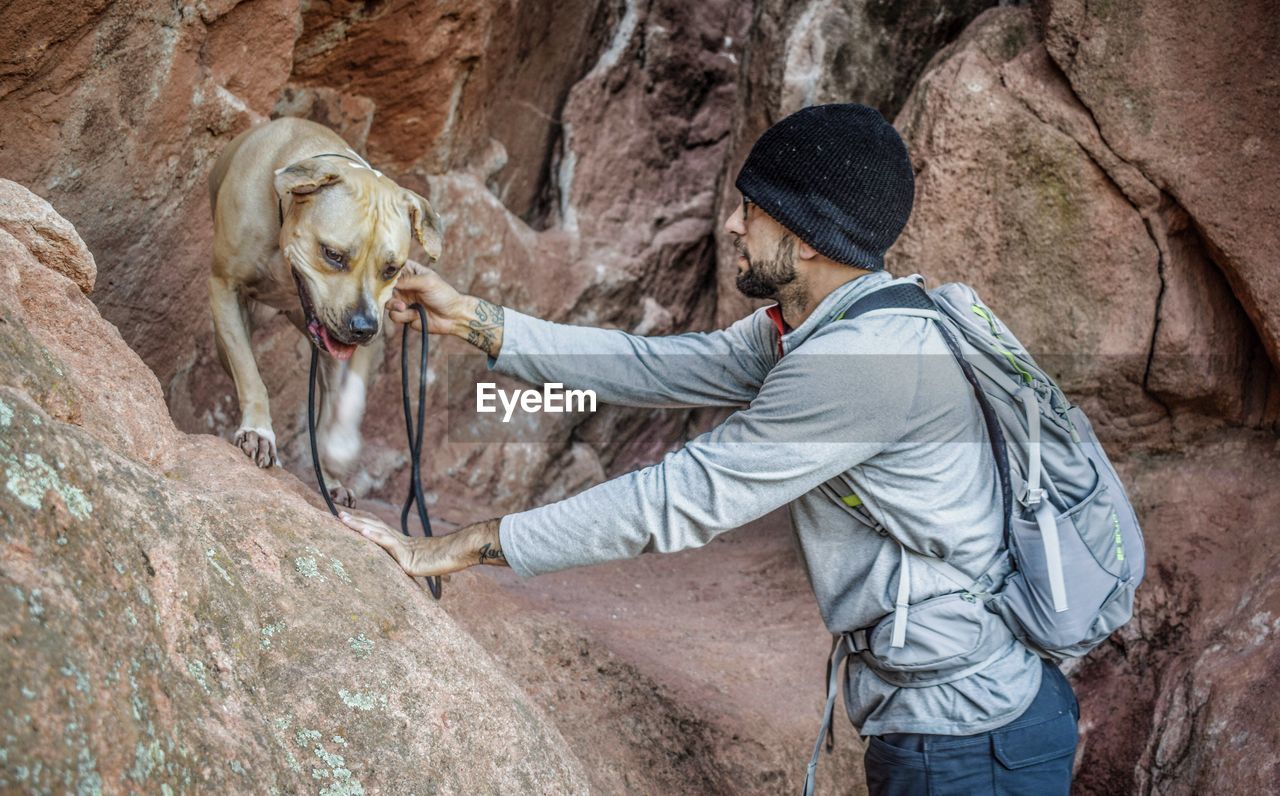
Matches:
[387,307,423,330]
[393,271,439,293]
[340,511,422,575]
[340,511,402,549]
[341,512,466,580]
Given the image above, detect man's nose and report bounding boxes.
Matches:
[348,311,378,343]
[723,204,746,235]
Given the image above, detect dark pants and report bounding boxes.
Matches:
[863,660,1079,796]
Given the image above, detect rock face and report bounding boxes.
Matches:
[0,180,587,793]
[890,7,1280,793]
[0,0,300,391]
[1044,0,1280,372]
[0,182,96,296]
[1092,433,1280,796]
[891,11,1164,433]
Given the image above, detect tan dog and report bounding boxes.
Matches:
[208,117,442,506]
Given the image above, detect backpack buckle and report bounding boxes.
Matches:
[1020,486,1047,507]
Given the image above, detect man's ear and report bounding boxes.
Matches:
[403,189,443,262]
[273,158,344,201]
[796,238,819,260]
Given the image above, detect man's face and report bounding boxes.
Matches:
[725,195,798,299]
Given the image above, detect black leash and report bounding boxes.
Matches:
[307,303,442,599]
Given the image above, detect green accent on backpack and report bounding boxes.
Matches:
[971,304,1000,336]
[973,304,1035,384]
[1112,511,1125,562]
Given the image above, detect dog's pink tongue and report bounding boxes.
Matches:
[309,320,356,361]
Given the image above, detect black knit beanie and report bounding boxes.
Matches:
[735,104,915,270]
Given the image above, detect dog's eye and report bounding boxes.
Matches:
[320,245,347,270]
[382,262,402,281]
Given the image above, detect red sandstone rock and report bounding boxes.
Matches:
[0,0,299,391]
[890,8,1165,437]
[1096,431,1280,795]
[1044,0,1280,373]
[0,181,96,296]
[0,179,173,465]
[272,85,377,154]
[0,180,587,794]
[998,44,1279,428]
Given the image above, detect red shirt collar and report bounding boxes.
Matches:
[765,305,790,356]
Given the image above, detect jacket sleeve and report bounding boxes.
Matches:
[496,325,920,577]
[485,307,777,408]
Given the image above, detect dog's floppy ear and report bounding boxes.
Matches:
[273,158,344,200]
[403,189,443,262]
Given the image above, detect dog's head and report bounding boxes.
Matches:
[274,156,443,360]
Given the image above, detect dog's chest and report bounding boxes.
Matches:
[245,252,299,313]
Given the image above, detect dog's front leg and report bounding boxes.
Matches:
[209,274,277,467]
[315,332,386,508]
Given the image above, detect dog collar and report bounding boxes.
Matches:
[276,151,376,227]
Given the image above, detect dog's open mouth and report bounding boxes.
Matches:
[292,268,356,361]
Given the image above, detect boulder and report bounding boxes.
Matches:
[1044,0,1280,372]
[1089,430,1280,795]
[0,179,587,794]
[0,182,96,296]
[890,7,1165,436]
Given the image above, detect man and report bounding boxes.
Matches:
[341,104,1079,794]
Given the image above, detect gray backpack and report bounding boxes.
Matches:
[840,279,1146,657]
[802,278,1145,796]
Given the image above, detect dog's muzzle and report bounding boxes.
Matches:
[291,268,357,361]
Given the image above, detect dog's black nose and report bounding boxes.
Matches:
[348,312,378,343]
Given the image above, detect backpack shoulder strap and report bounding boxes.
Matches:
[835,280,1016,567]
[835,280,935,320]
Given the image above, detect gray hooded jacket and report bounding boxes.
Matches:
[488,270,1042,735]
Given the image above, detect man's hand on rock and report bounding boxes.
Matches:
[340,511,507,578]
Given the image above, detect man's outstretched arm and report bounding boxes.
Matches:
[343,323,918,582]
[390,268,775,409]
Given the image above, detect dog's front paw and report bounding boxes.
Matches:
[329,485,357,509]
[235,426,278,468]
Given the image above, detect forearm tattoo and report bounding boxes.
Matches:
[477,542,506,564]
[466,517,507,568]
[465,299,504,357]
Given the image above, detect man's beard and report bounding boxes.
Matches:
[735,234,798,299]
